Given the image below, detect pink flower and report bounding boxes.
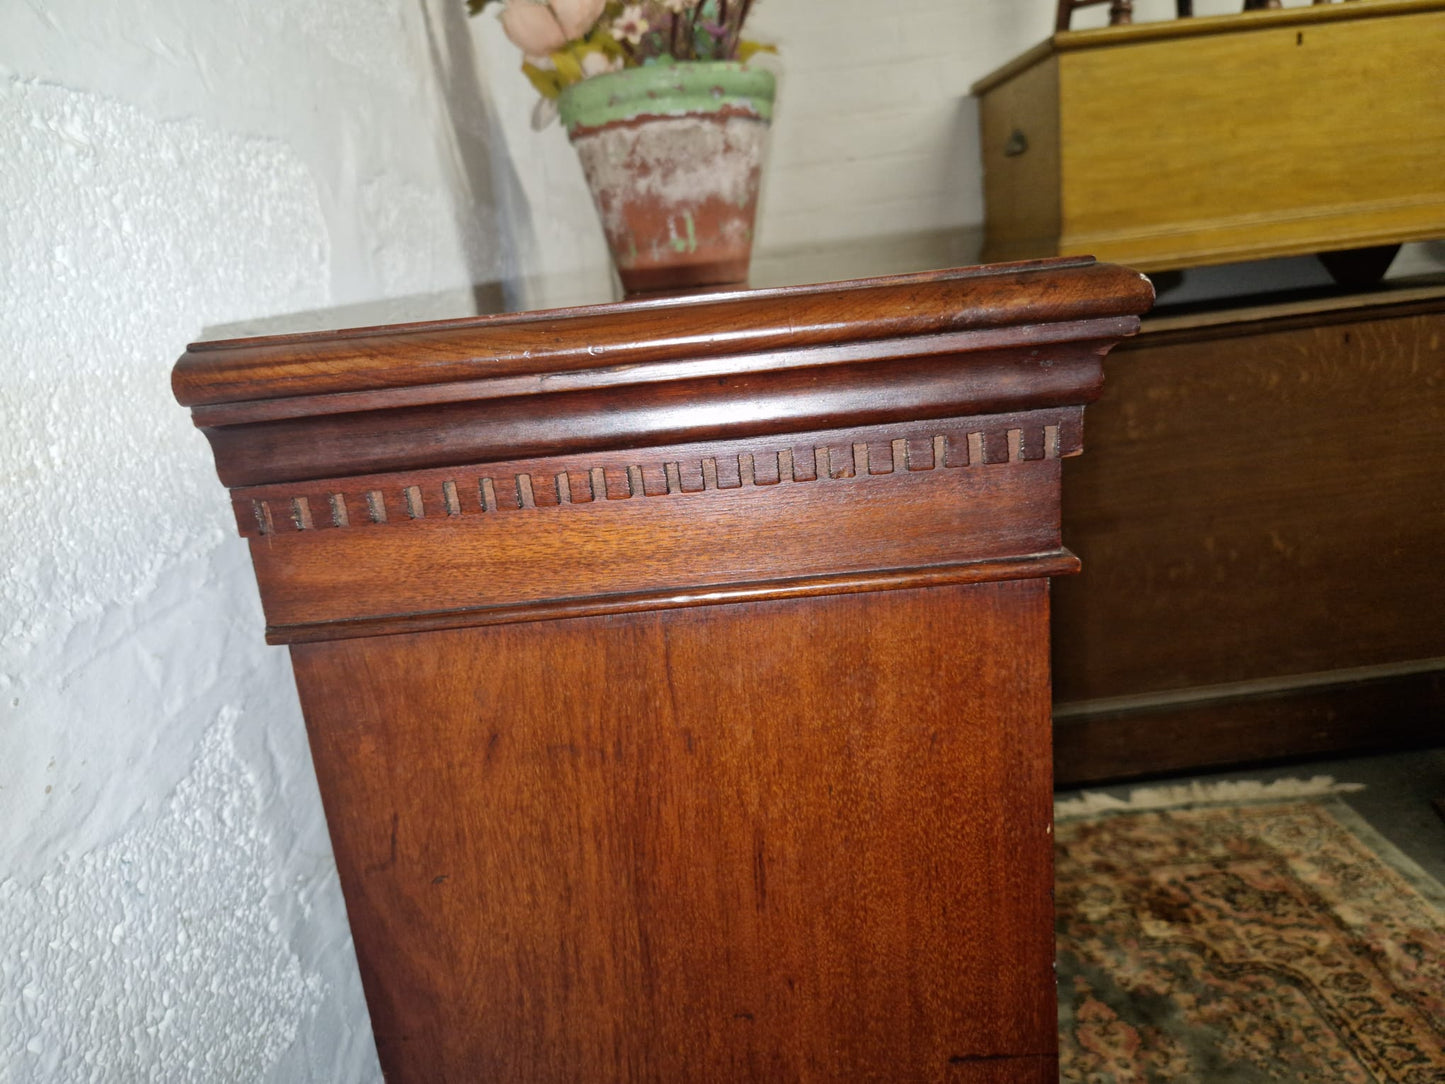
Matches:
[500,2,568,55]
[611,4,650,45]
[551,0,607,40]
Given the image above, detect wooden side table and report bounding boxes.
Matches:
[174,259,1151,1082]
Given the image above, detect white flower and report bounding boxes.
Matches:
[661,0,695,12]
[611,4,650,45]
[580,50,622,77]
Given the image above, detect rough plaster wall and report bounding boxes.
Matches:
[1,1,506,1079]
[2,708,324,1080]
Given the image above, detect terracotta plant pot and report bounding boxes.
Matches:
[559,61,775,295]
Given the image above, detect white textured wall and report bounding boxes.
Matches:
[1,0,507,1079]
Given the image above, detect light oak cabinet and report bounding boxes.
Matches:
[973,1,1445,272]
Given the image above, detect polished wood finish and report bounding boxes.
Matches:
[295,584,1059,1081]
[1055,667,1445,787]
[1052,284,1445,785]
[174,261,1151,1080]
[977,56,1062,280]
[974,1,1445,271]
[173,259,1137,409]
[235,410,1081,642]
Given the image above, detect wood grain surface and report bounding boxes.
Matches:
[1055,666,1445,787]
[293,582,1058,1082]
[238,410,1078,642]
[173,259,1149,408]
[975,1,1445,270]
[977,54,1061,270]
[198,340,1119,489]
[173,262,1152,1081]
[1052,288,1445,783]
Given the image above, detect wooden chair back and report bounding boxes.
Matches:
[1055,0,1313,34]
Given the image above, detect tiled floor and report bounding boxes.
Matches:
[1056,746,1445,886]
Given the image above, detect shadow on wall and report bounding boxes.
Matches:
[418,0,533,313]
[942,95,986,253]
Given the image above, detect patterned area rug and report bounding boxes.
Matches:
[1055,789,1445,1083]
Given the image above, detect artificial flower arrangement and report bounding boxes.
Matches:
[470,0,770,126]
[469,0,776,293]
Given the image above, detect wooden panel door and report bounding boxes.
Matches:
[293,583,1057,1081]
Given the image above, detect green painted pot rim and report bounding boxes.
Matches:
[558,60,775,136]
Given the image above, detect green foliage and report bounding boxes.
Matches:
[522,17,629,100]
[736,40,775,63]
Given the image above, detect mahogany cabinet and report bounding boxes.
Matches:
[173,259,1152,1081]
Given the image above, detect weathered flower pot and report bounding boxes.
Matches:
[559,61,775,295]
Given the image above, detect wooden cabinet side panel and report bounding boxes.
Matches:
[978,56,1062,265]
[291,581,1057,1082]
[1053,306,1445,703]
